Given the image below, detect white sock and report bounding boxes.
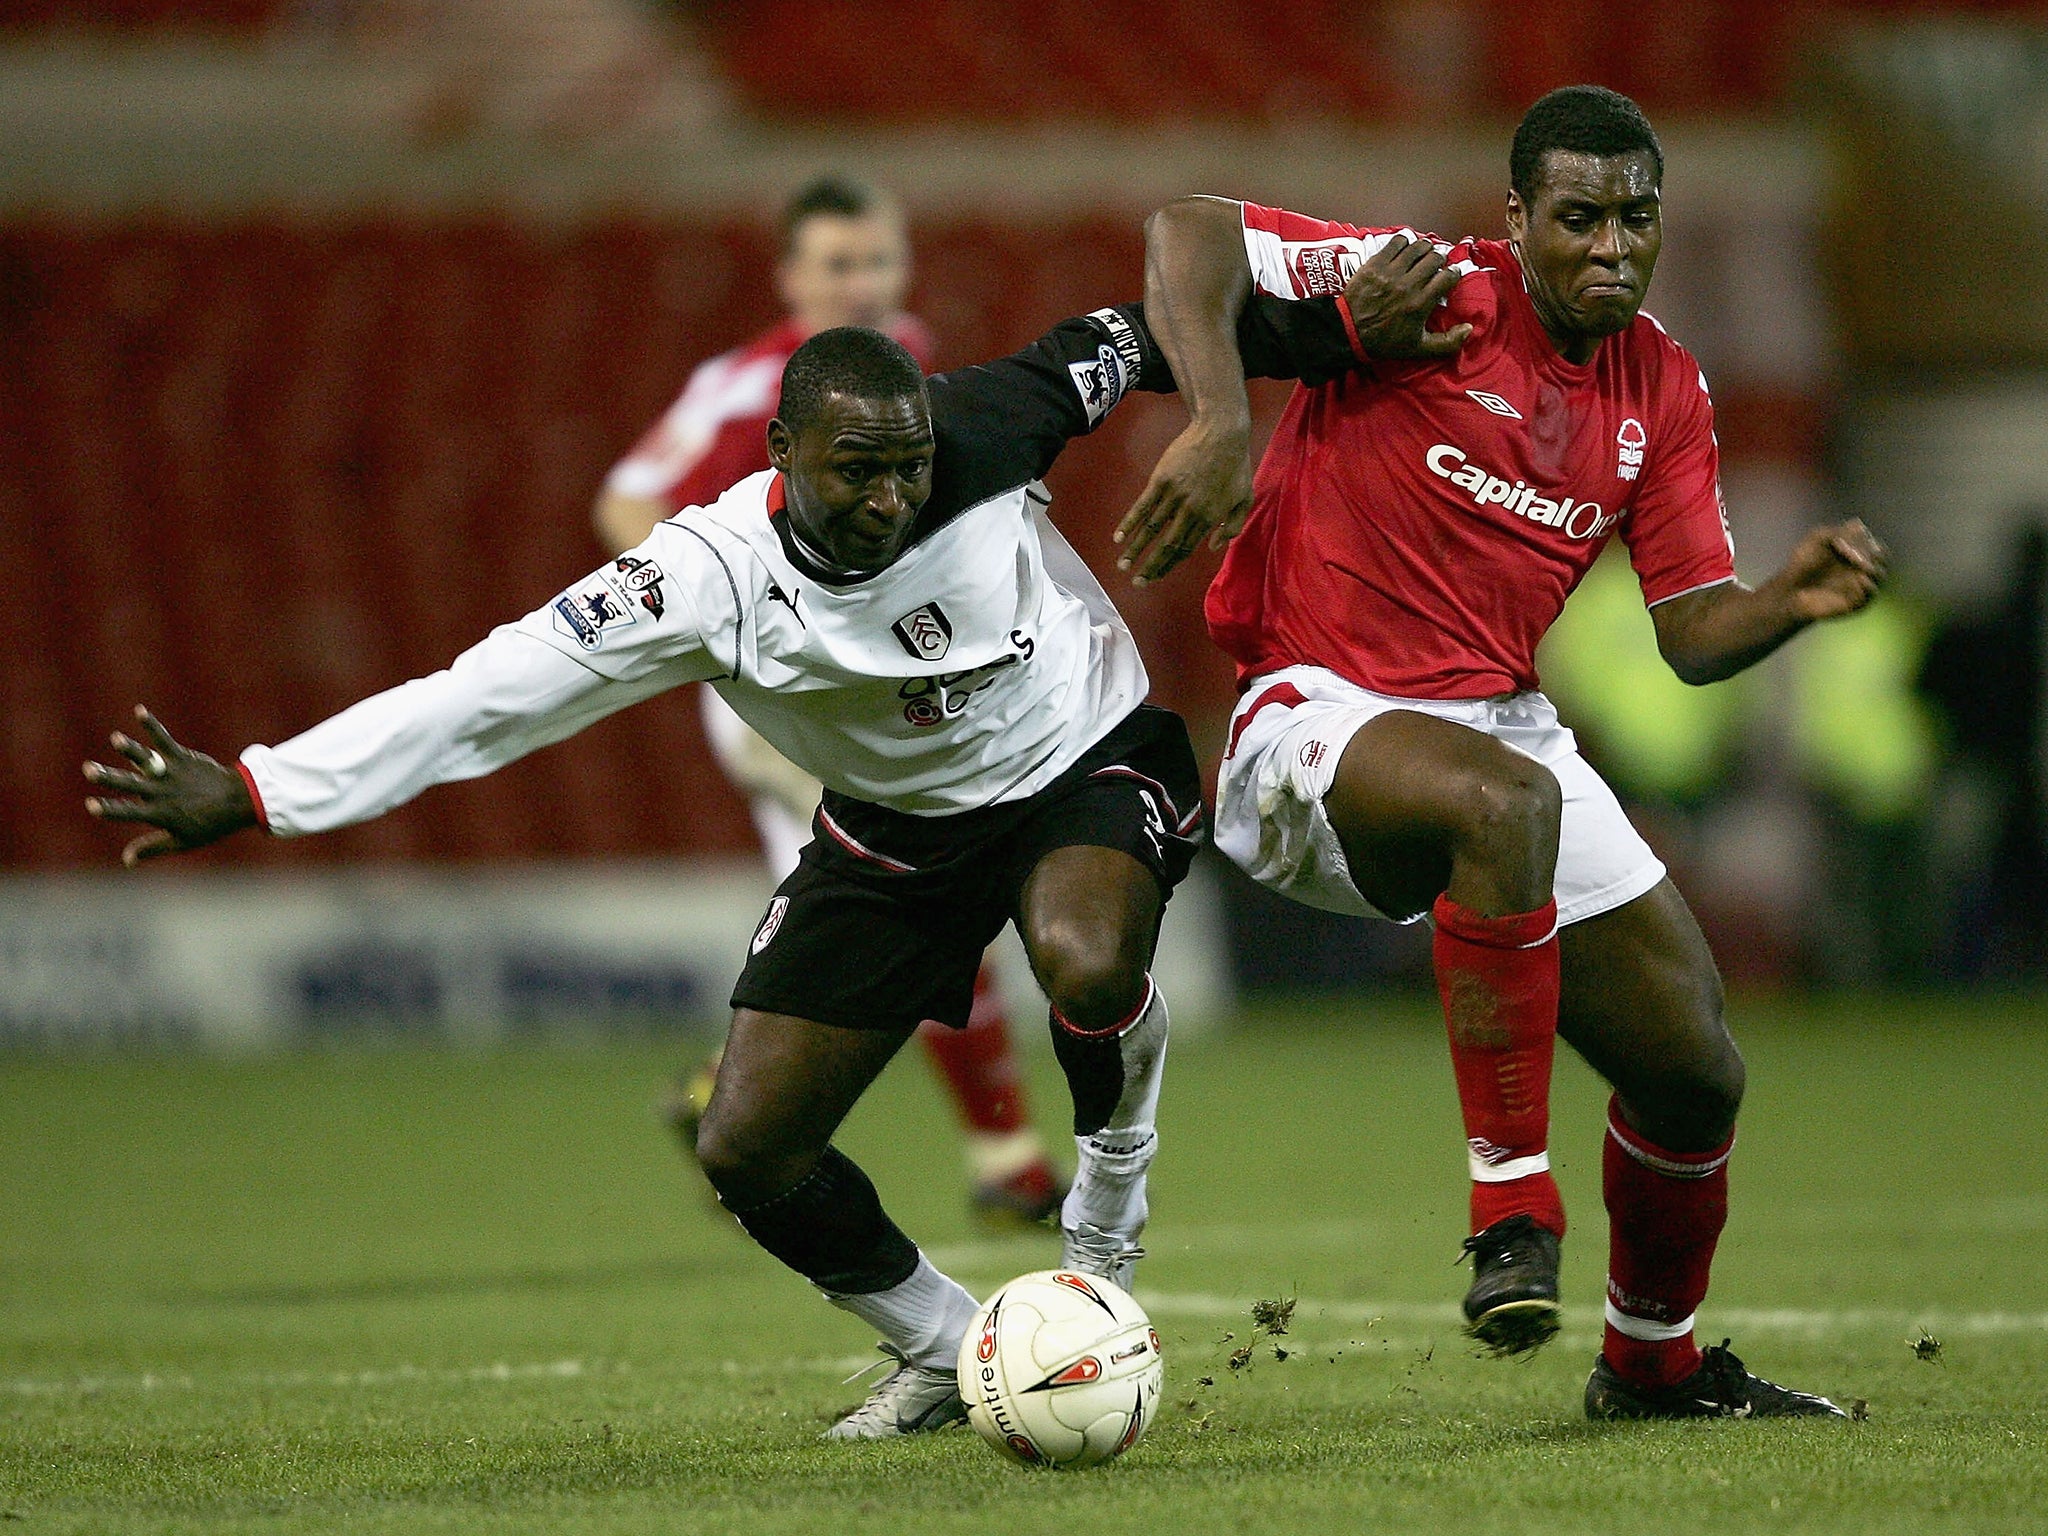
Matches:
[1061,981,1168,1242]
[824,1252,979,1372]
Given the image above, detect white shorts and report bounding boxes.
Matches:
[1214,665,1666,927]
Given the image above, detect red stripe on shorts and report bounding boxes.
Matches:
[1225,681,1308,760]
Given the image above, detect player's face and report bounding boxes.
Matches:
[769,391,935,573]
[778,212,912,335]
[1505,149,1662,363]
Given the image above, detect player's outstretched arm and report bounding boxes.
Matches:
[84,555,724,860]
[1651,519,1889,685]
[1117,196,1259,584]
[922,297,1353,539]
[83,707,259,867]
[1119,197,1474,583]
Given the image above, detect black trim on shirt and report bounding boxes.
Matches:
[671,523,746,679]
[754,295,1360,579]
[916,295,1356,544]
[768,504,873,589]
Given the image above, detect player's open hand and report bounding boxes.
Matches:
[1776,518,1888,622]
[1342,235,1473,361]
[83,706,258,867]
[1116,418,1253,584]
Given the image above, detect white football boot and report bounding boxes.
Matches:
[822,1344,968,1440]
[1060,1219,1146,1293]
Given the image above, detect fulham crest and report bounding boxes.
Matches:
[751,896,790,955]
[892,602,953,661]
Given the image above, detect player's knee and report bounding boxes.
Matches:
[1462,760,1562,843]
[691,1112,749,1197]
[1684,964,1742,1123]
[695,1109,808,1209]
[1032,918,1149,1034]
[1703,1043,1746,1132]
[1449,760,1561,871]
[1638,972,1746,1148]
[1643,1050,1744,1151]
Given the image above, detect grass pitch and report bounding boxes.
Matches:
[4,994,2046,1534]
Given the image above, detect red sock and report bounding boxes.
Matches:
[918,963,1028,1135]
[1602,1095,1732,1387]
[1432,894,1565,1238]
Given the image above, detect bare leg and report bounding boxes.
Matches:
[1324,709,1560,921]
[1016,844,1168,1282]
[1557,879,1743,1152]
[1559,879,1744,1388]
[696,1009,912,1206]
[1016,843,1162,1034]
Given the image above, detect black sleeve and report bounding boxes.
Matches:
[921,295,1358,523]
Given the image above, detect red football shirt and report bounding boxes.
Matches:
[606,313,938,514]
[1206,203,1735,699]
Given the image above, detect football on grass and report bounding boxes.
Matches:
[957,1269,1163,1469]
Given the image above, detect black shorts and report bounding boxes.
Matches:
[730,705,1205,1033]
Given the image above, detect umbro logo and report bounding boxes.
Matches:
[1466,389,1523,419]
[891,601,953,661]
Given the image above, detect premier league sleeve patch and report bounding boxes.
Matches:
[547,556,673,652]
[1067,341,1129,428]
[550,573,638,652]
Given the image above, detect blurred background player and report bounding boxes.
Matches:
[593,173,1065,1227]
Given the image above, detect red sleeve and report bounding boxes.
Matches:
[603,346,781,513]
[662,417,774,514]
[1240,203,1478,313]
[235,758,270,833]
[609,314,935,516]
[1241,202,1374,245]
[1621,346,1737,608]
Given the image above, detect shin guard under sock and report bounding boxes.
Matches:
[1052,977,1166,1241]
[726,1148,977,1370]
[1432,894,1565,1238]
[1602,1095,1732,1388]
[724,1146,919,1295]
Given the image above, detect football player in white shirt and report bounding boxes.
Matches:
[593,174,1065,1228]
[85,297,1365,1438]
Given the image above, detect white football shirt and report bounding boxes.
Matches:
[237,301,1360,836]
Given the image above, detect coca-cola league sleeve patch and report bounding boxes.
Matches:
[1239,202,1477,304]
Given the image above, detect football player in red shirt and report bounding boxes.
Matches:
[1122,86,1884,1419]
[596,175,1066,1228]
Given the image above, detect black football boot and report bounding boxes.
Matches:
[1460,1213,1562,1357]
[1585,1338,1848,1420]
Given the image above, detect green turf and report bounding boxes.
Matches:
[3,995,2045,1534]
